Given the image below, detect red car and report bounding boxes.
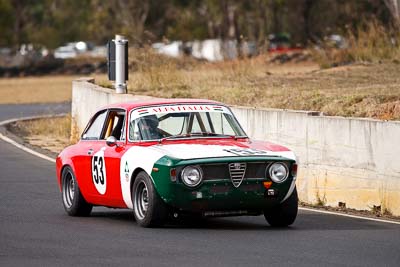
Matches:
[56,99,298,227]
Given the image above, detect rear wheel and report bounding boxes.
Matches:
[132,171,168,227]
[61,166,92,216]
[264,187,298,227]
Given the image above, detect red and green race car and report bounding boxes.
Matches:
[56,99,298,227]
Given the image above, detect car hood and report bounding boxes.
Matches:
[147,139,295,161]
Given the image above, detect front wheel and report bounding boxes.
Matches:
[264,187,298,227]
[132,171,168,227]
[61,166,92,216]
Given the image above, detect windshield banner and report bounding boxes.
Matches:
[131,104,231,120]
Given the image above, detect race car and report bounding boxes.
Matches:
[56,99,298,227]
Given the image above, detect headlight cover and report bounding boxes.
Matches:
[269,162,289,183]
[181,165,203,187]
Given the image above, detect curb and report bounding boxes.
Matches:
[0,114,68,163]
[298,207,400,226]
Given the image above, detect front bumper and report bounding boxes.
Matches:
[151,156,295,213]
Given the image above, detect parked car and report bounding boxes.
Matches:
[56,99,298,227]
[54,41,94,59]
[268,33,302,53]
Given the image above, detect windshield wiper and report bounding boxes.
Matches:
[225,135,248,140]
[159,132,248,143]
[160,134,190,141]
[159,132,219,143]
[190,132,220,136]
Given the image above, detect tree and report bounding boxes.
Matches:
[116,0,150,44]
[0,0,13,46]
[302,0,317,44]
[9,0,33,48]
[0,0,398,49]
[384,0,400,29]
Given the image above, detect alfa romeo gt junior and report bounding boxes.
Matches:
[56,99,298,227]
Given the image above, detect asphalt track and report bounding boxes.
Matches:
[0,103,399,267]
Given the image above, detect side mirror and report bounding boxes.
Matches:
[106,136,117,147]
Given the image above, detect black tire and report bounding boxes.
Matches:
[264,187,298,227]
[132,171,168,227]
[61,166,93,216]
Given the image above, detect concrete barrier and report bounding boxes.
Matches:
[232,107,400,215]
[71,77,157,140]
[72,78,400,216]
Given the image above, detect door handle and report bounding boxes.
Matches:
[87,149,94,155]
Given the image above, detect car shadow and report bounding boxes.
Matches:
[88,209,397,231]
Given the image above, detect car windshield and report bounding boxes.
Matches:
[129,104,247,141]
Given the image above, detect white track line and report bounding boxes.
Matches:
[0,132,55,162]
[1,115,399,225]
[0,114,67,163]
[299,207,400,225]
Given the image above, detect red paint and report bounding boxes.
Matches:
[250,140,290,152]
[57,141,128,208]
[268,47,303,54]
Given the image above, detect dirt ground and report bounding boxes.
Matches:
[0,74,102,104]
[0,75,76,104]
[1,58,399,120]
[123,58,400,121]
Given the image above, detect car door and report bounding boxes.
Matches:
[76,109,108,205]
[77,108,128,207]
[101,109,127,208]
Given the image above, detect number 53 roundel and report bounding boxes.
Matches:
[92,150,107,195]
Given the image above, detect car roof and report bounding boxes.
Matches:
[101,98,225,111]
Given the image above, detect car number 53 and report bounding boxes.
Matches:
[91,150,107,194]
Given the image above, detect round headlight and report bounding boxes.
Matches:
[269,162,288,183]
[181,166,203,187]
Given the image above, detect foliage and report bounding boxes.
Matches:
[0,0,398,49]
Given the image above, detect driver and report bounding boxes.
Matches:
[137,115,163,140]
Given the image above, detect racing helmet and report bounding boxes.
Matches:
[138,115,159,129]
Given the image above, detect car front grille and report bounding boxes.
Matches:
[200,162,268,186]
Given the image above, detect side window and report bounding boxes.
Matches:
[104,110,126,140]
[119,115,126,140]
[82,110,107,140]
